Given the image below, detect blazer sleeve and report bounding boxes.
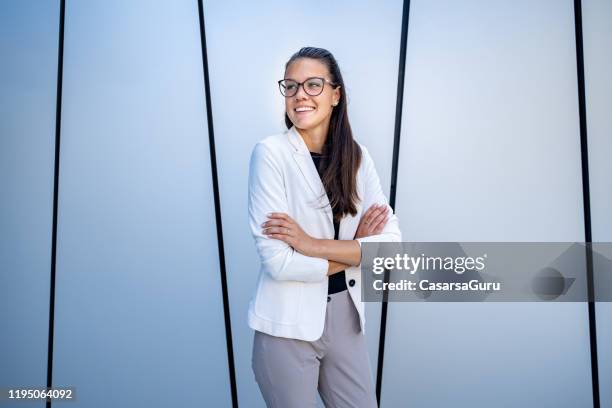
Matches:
[355,145,402,246]
[248,142,329,283]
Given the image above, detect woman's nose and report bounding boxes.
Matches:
[294,84,309,99]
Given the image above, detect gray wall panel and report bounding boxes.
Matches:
[52,1,230,406]
[382,1,592,407]
[0,2,59,407]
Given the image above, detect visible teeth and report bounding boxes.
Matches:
[295,107,315,112]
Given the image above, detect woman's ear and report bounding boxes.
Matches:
[333,86,341,106]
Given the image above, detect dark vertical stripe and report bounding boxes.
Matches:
[376,0,410,405]
[47,0,65,407]
[573,1,600,407]
[196,1,238,407]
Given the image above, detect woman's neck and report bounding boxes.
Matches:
[296,122,329,154]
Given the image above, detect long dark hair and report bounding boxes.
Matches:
[284,47,362,222]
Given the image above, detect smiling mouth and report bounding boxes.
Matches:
[295,106,315,113]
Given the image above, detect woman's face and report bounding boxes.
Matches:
[283,58,340,132]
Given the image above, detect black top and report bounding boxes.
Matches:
[309,151,348,294]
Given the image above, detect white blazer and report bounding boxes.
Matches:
[247,126,402,341]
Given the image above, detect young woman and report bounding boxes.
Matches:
[247,47,402,407]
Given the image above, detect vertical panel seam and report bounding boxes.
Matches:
[196,1,239,407]
[573,1,600,407]
[47,1,65,407]
[376,0,410,405]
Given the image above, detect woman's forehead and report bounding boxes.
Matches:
[285,58,329,79]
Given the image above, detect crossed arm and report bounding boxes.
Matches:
[248,142,401,282]
[261,204,390,275]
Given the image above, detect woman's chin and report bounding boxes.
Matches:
[292,118,320,131]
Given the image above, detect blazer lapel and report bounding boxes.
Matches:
[287,126,334,227]
[287,125,366,241]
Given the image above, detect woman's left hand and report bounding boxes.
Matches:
[262,212,317,256]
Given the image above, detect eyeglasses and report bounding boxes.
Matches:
[278,77,337,97]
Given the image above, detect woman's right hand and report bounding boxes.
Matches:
[354,203,389,239]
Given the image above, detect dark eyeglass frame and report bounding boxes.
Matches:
[278,77,338,97]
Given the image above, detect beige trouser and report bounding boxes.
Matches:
[252,290,378,408]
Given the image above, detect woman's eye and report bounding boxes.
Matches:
[286,84,297,90]
[307,82,321,89]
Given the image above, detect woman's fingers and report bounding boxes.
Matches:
[263,226,293,236]
[261,218,289,228]
[353,204,387,239]
[262,222,289,235]
[262,221,292,236]
[369,206,389,231]
[362,204,385,227]
[262,213,292,234]
[262,213,302,245]
[374,214,388,234]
